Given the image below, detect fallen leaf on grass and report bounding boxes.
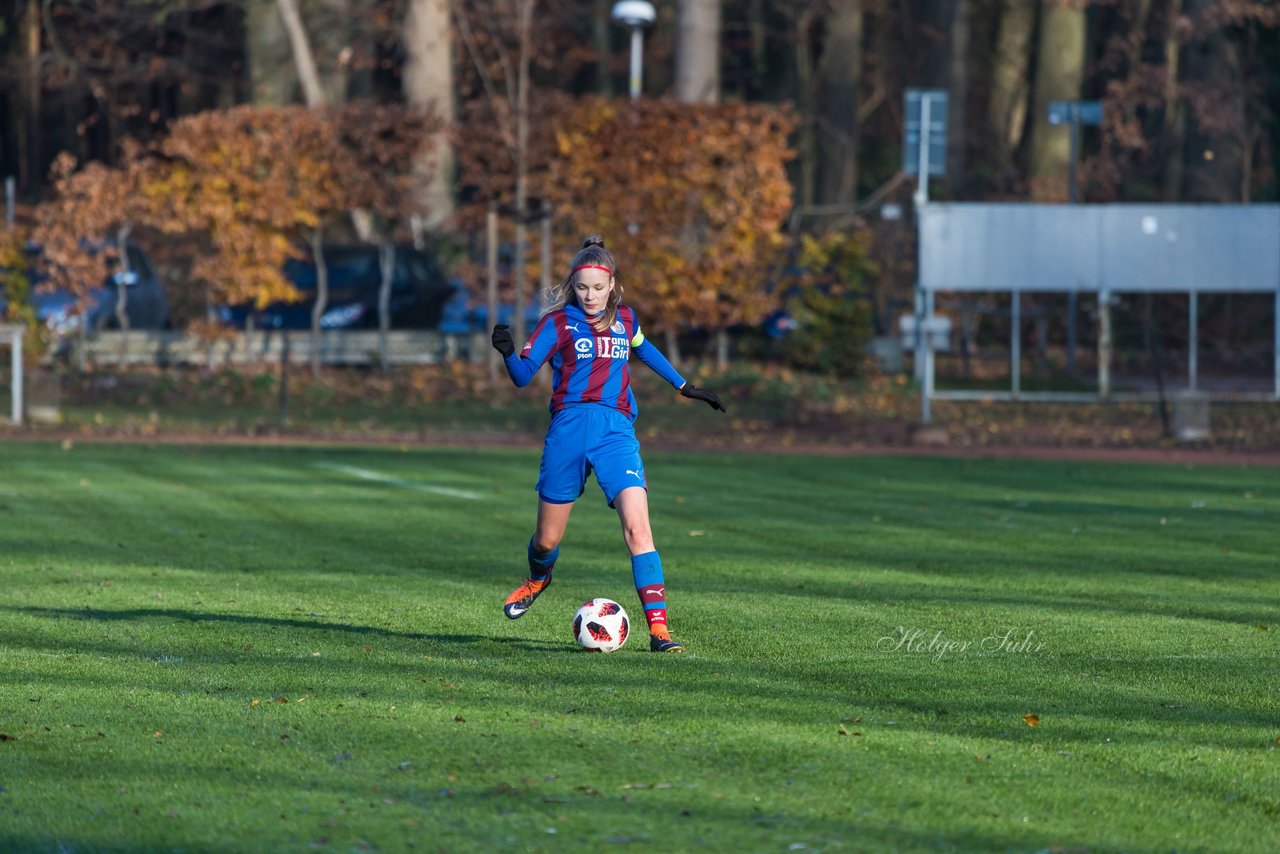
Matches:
[1023,714,1040,727]
[837,725,849,736]
[621,782,673,790]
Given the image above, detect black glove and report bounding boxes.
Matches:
[491,324,515,358]
[681,384,727,413]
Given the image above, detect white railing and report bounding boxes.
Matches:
[71,330,489,367]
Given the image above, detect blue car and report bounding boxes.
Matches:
[0,243,170,335]
[216,245,458,331]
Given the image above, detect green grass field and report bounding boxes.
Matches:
[1,440,1277,852]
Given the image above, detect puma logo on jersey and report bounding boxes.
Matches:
[565,323,581,332]
[626,469,643,479]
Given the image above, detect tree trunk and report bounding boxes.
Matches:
[675,0,721,104]
[1181,0,1246,202]
[114,225,133,343]
[815,0,863,206]
[988,0,1036,185]
[404,0,456,230]
[309,228,328,377]
[1029,0,1085,199]
[1160,0,1187,201]
[748,0,766,90]
[276,0,327,107]
[20,0,42,194]
[594,0,614,96]
[246,0,296,105]
[664,328,682,370]
[945,0,970,197]
[378,239,395,370]
[794,6,817,211]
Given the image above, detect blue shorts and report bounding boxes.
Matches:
[537,405,647,507]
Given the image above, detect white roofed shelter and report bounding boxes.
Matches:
[913,203,1280,409]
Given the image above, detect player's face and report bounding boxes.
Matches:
[574,272,614,315]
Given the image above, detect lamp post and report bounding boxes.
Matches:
[1048,99,1103,379]
[611,1,656,100]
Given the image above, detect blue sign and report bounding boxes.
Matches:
[903,89,948,177]
[1048,100,1103,126]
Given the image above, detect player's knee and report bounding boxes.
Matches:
[532,533,561,554]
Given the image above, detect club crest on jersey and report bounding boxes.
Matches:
[610,321,625,335]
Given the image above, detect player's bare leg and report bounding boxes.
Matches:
[503,500,574,619]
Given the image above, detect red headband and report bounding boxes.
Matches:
[573,264,613,275]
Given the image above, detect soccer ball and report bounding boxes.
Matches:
[573,598,630,653]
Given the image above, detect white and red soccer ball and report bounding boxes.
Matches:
[573,598,629,653]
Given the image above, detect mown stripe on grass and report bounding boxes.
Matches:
[312,461,483,500]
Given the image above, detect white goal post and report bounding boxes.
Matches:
[1,324,23,424]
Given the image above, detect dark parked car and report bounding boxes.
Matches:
[216,245,458,331]
[0,243,170,336]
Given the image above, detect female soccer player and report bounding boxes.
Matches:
[490,235,725,652]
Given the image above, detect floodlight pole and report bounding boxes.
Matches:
[612,2,656,100]
[628,27,644,99]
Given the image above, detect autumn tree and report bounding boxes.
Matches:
[335,102,443,366]
[31,146,169,363]
[458,94,793,363]
[156,105,350,374]
[545,97,795,366]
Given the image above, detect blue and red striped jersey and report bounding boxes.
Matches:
[503,303,685,420]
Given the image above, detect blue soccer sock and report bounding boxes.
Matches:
[631,550,668,635]
[528,537,559,581]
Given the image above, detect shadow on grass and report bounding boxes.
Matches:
[8,604,568,652]
[5,604,1276,749]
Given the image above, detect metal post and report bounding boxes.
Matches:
[10,329,22,424]
[1068,119,1080,204]
[4,177,14,229]
[1188,290,1198,391]
[1011,291,1021,398]
[913,95,933,383]
[922,289,934,425]
[628,27,644,99]
[1099,290,1112,400]
[486,205,499,381]
[1067,290,1078,378]
[913,95,932,209]
[1066,112,1080,376]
